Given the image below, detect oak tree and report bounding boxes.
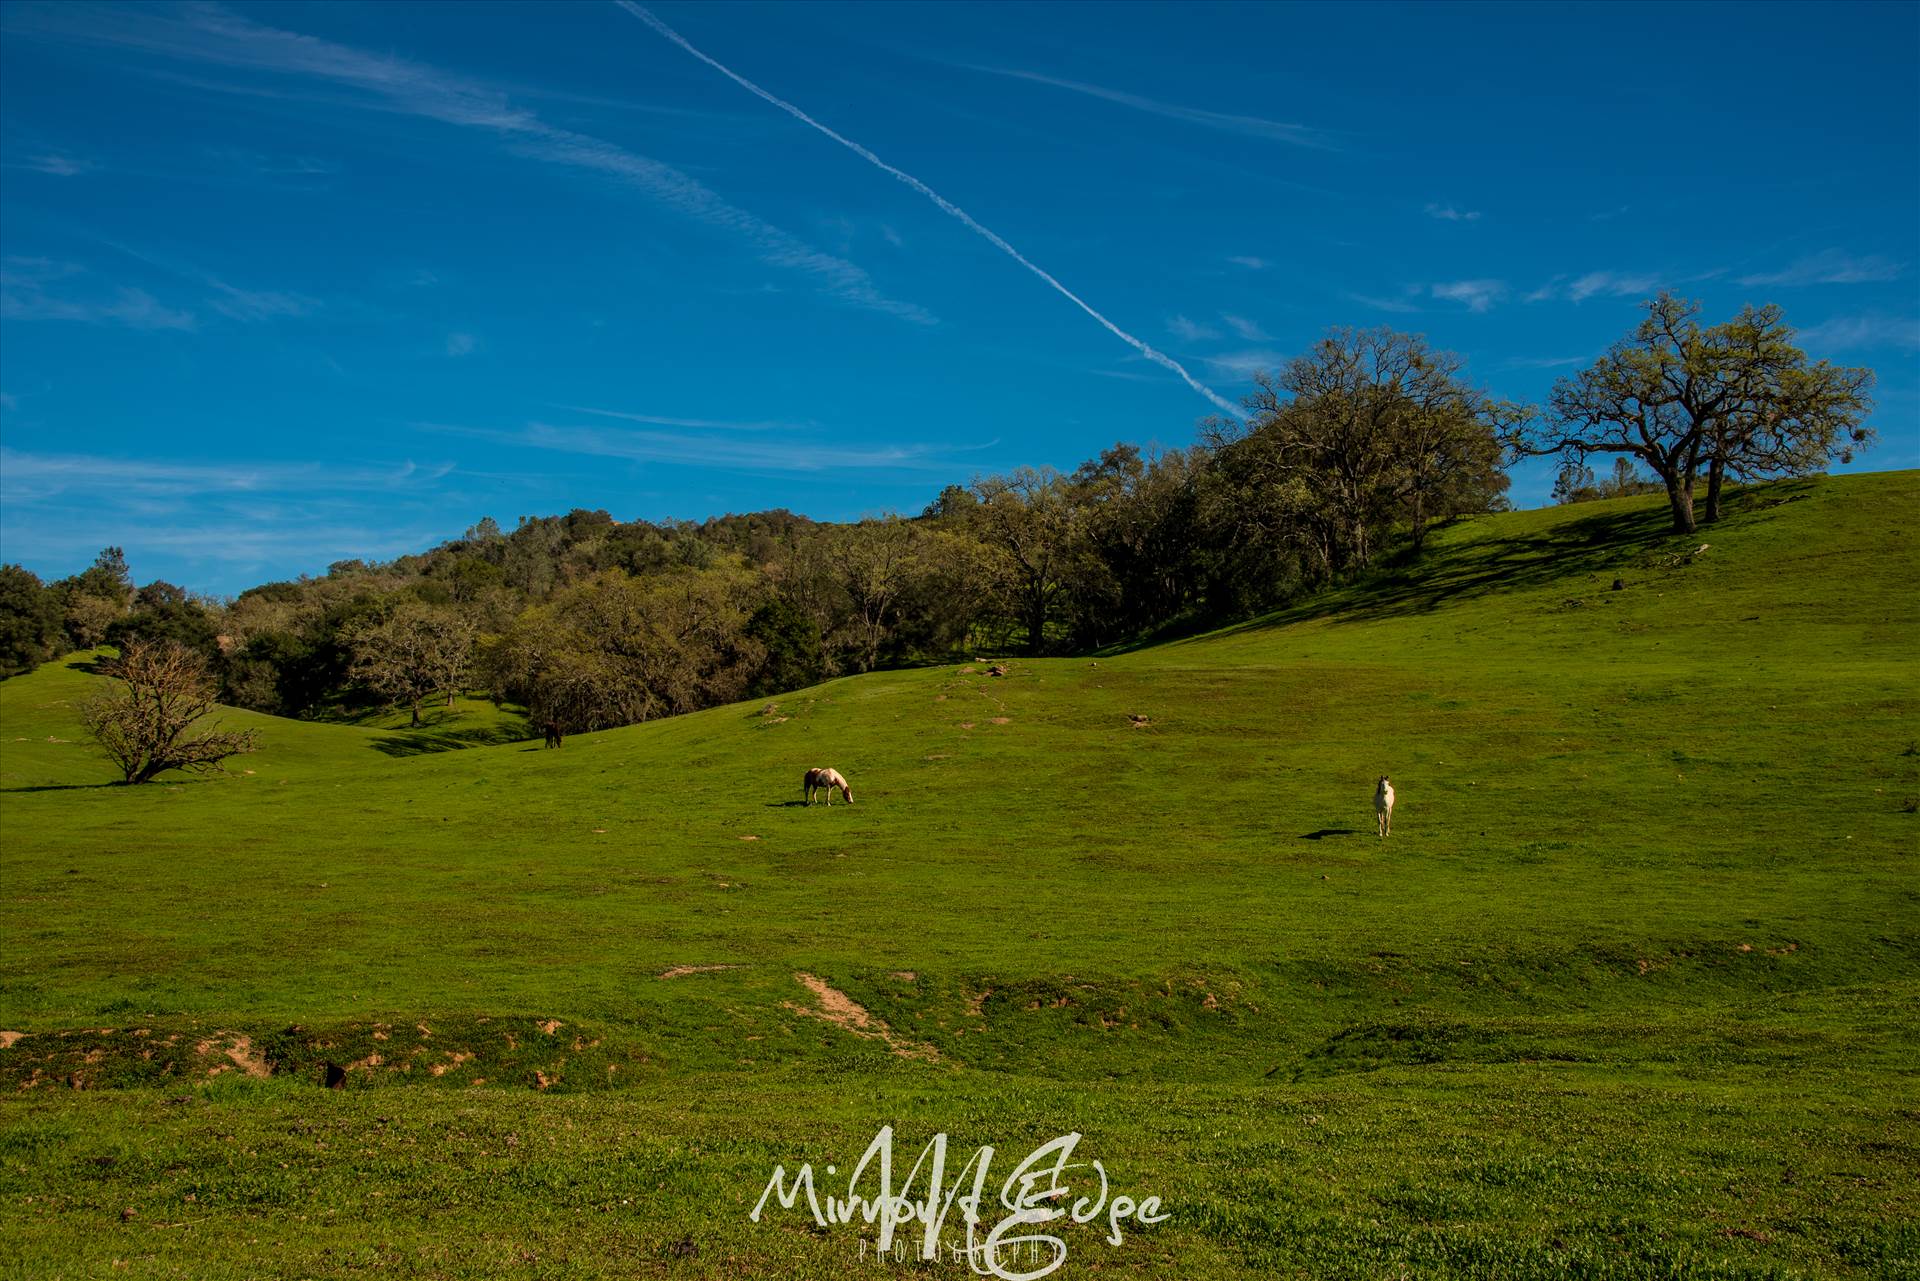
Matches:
[1513,295,1873,533]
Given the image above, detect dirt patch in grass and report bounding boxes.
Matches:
[0,1017,663,1094]
[224,1035,271,1079]
[0,1031,25,1050]
[659,964,739,980]
[787,972,939,1062]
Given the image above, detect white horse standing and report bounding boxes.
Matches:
[1374,776,1395,838]
[803,767,853,806]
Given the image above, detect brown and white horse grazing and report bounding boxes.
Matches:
[1374,775,1395,838]
[803,767,853,806]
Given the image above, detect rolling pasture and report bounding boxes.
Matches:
[1,473,1915,1278]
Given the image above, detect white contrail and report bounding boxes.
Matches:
[613,0,1243,419]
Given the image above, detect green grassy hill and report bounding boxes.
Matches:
[2,472,1915,1279]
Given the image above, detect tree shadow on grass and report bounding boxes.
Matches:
[0,781,121,793]
[369,727,532,758]
[1208,504,1683,641]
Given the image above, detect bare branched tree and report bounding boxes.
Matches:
[81,640,257,784]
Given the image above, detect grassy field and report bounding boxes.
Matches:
[1,472,1915,1279]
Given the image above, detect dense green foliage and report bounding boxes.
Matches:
[3,325,1523,732]
[7,301,1875,745]
[1,471,1914,1278]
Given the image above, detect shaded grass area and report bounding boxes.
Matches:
[1,471,1917,1277]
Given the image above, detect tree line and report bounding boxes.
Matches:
[0,297,1874,743]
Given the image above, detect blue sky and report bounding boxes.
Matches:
[2,0,1915,596]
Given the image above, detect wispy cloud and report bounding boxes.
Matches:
[963,65,1334,150]
[1203,349,1287,379]
[618,2,1241,416]
[1220,313,1269,341]
[562,405,803,432]
[0,286,194,330]
[1796,313,1920,352]
[1167,313,1219,343]
[203,146,338,176]
[1737,249,1903,287]
[1500,354,1587,370]
[445,331,477,357]
[0,512,456,571]
[207,278,318,321]
[0,257,196,330]
[1430,279,1507,312]
[0,448,454,504]
[87,239,321,324]
[1347,291,1421,315]
[1567,270,1659,302]
[1526,271,1660,304]
[10,1,930,326]
[10,152,93,177]
[1523,275,1567,304]
[436,420,985,475]
[1424,202,1481,222]
[1227,255,1270,270]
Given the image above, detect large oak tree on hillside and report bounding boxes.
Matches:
[482,565,763,732]
[971,467,1074,654]
[1509,294,1874,534]
[833,516,918,674]
[1203,328,1513,577]
[343,599,475,727]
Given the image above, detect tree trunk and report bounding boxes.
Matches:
[1703,457,1725,524]
[410,699,421,728]
[446,690,455,707]
[1022,575,1049,654]
[1663,475,1697,534]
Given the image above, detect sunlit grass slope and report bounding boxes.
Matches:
[1,472,1915,1279]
